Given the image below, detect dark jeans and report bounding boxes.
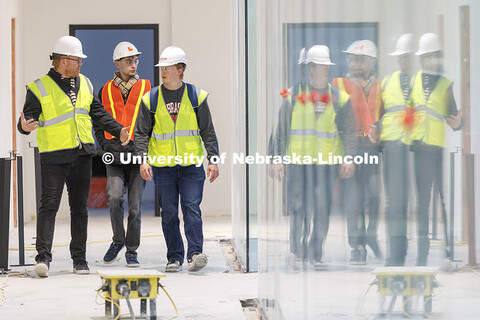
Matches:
[383,142,409,266]
[106,163,146,255]
[152,165,205,263]
[286,164,315,260]
[414,147,444,266]
[309,165,338,262]
[345,148,380,251]
[36,155,92,263]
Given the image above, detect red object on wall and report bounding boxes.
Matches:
[88,177,108,208]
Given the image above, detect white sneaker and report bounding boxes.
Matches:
[34,261,49,278]
[312,260,327,271]
[188,253,208,272]
[165,260,182,272]
[286,253,302,270]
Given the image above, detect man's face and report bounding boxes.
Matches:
[115,55,139,79]
[309,63,329,83]
[347,54,375,78]
[61,56,82,78]
[397,53,414,74]
[160,65,182,84]
[420,52,442,74]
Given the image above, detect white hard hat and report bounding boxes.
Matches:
[415,33,442,56]
[343,40,377,58]
[156,46,188,67]
[298,47,307,64]
[113,41,141,61]
[306,45,335,65]
[52,36,87,58]
[390,33,414,56]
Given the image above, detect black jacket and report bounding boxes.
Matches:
[18,68,124,164]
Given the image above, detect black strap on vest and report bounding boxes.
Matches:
[149,83,199,114]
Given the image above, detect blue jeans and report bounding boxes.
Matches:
[106,163,146,255]
[152,165,206,263]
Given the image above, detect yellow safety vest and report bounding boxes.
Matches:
[287,84,349,164]
[143,85,208,167]
[410,71,451,147]
[380,71,413,144]
[27,74,95,153]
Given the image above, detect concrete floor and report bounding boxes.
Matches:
[1,211,258,320]
[3,207,480,320]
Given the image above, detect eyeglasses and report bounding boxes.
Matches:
[347,56,368,64]
[160,66,176,72]
[120,58,140,66]
[61,57,82,63]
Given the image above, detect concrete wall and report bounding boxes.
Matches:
[4,0,233,221]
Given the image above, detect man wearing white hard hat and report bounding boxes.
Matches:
[135,46,219,272]
[369,33,415,266]
[333,39,382,265]
[269,47,310,269]
[94,42,151,267]
[273,45,356,270]
[18,35,131,277]
[410,33,462,266]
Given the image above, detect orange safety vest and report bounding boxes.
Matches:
[332,77,381,136]
[102,79,151,140]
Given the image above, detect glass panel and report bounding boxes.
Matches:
[247,0,259,272]
[247,0,480,318]
[232,0,248,271]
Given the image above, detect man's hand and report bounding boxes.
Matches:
[120,126,131,146]
[140,163,152,181]
[269,164,284,182]
[207,164,219,183]
[446,109,462,129]
[368,124,379,144]
[339,162,355,179]
[20,112,38,132]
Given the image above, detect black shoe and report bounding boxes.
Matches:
[350,248,367,265]
[103,242,124,264]
[73,260,90,275]
[126,253,140,268]
[34,259,50,278]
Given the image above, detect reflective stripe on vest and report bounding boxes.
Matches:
[27,74,94,153]
[410,71,451,147]
[145,84,206,167]
[287,84,348,164]
[380,71,413,143]
[102,79,151,140]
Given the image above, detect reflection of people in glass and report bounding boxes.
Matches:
[269,48,308,229]
[272,45,356,270]
[333,40,382,264]
[410,33,463,266]
[369,33,415,266]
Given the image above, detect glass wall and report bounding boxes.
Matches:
[243,0,480,319]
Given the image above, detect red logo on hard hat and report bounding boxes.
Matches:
[128,47,133,52]
[403,107,415,132]
[280,88,291,99]
[296,93,307,105]
[309,91,330,104]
